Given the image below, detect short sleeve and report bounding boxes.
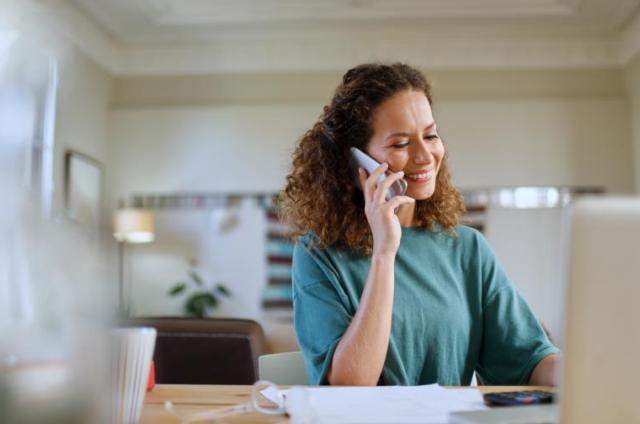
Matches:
[473,233,560,385]
[292,239,353,385]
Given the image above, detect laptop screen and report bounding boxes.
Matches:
[560,197,640,424]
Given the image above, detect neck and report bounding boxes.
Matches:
[396,202,417,227]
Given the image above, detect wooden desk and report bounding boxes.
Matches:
[141,385,552,424]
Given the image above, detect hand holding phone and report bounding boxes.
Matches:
[351,147,415,258]
[350,147,407,201]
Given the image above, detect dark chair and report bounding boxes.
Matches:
[124,317,267,384]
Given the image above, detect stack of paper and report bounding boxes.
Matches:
[285,384,487,424]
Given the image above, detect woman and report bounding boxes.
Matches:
[280,63,559,386]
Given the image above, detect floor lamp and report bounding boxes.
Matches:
[113,207,155,316]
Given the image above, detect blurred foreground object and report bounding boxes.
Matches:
[0,5,109,422]
[110,328,156,424]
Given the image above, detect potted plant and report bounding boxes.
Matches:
[168,260,230,318]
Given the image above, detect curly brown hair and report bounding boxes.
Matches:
[279,62,465,256]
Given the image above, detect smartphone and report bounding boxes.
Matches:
[483,390,555,407]
[350,147,408,201]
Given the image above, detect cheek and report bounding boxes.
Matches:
[386,152,409,172]
[367,147,408,172]
[434,142,445,167]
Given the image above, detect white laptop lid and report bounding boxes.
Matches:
[450,197,640,424]
[560,197,640,424]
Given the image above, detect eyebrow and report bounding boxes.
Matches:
[385,122,437,141]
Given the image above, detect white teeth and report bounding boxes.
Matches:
[407,172,433,180]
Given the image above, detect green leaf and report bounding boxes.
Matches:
[184,292,218,318]
[215,284,231,297]
[168,283,187,296]
[188,270,204,286]
[184,300,203,318]
[204,293,219,307]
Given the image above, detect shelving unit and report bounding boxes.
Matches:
[262,205,295,313]
[461,190,490,233]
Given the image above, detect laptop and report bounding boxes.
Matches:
[450,197,640,424]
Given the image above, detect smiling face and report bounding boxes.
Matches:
[366,89,444,200]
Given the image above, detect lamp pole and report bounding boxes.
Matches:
[113,206,155,317]
[118,240,127,316]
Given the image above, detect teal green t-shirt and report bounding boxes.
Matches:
[292,225,559,386]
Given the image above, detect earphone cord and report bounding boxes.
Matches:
[164,400,252,423]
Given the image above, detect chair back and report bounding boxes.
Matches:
[258,351,308,385]
[125,317,267,384]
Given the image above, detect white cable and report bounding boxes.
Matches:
[164,400,251,423]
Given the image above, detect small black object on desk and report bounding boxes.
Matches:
[483,390,555,407]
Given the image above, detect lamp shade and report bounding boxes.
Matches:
[113,208,155,243]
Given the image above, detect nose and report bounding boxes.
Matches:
[412,138,435,166]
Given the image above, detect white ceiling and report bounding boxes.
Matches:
[72,0,640,41]
[33,0,640,74]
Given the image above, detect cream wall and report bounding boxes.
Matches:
[109,98,633,193]
[108,105,319,194]
[440,98,633,192]
[625,55,640,192]
[53,47,116,304]
[109,69,635,195]
[54,48,113,215]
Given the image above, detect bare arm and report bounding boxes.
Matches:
[327,163,414,386]
[327,253,395,385]
[529,354,560,386]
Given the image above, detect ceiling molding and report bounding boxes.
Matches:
[112,69,626,107]
[3,0,120,73]
[27,0,640,75]
[70,0,585,34]
[148,0,583,26]
[114,34,621,75]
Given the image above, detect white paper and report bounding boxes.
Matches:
[283,384,487,424]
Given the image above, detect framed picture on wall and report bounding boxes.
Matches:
[64,150,103,237]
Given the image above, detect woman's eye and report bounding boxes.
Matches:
[425,134,439,141]
[393,142,410,148]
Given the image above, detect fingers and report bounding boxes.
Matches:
[361,163,387,203]
[358,168,370,201]
[384,195,415,212]
[373,170,405,203]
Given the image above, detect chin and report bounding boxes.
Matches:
[408,192,434,201]
[407,184,436,201]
